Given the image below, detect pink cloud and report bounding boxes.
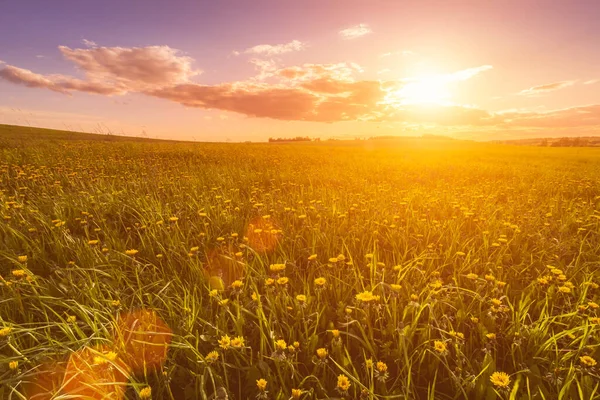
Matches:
[339,24,372,39]
[237,40,307,56]
[519,80,576,96]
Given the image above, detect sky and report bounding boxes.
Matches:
[1,0,599,141]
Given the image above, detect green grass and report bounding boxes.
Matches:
[1,125,599,399]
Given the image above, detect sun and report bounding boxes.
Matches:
[396,76,451,105]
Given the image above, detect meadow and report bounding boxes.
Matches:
[1,124,599,400]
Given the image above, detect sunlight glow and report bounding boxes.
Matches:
[396,77,451,105]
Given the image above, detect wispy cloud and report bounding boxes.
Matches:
[81,39,97,48]
[519,80,576,96]
[380,50,414,58]
[234,40,307,56]
[584,79,598,85]
[339,24,372,39]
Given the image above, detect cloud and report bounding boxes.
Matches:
[339,24,372,39]
[59,45,200,89]
[500,104,600,127]
[584,79,598,85]
[379,50,414,58]
[81,39,97,48]
[4,43,600,133]
[0,65,122,95]
[519,80,576,96]
[237,40,307,56]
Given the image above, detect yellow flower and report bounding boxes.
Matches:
[275,339,287,351]
[270,263,286,272]
[466,273,478,280]
[314,277,326,286]
[491,298,502,306]
[410,294,419,301]
[296,294,306,302]
[0,327,13,337]
[316,348,328,359]
[256,378,267,391]
[11,269,26,278]
[218,335,231,349]
[580,356,597,367]
[376,361,388,373]
[251,291,259,302]
[537,277,549,285]
[486,333,497,340]
[433,340,447,353]
[390,284,402,291]
[588,302,599,309]
[429,280,443,290]
[205,351,219,363]
[355,290,380,302]
[449,330,464,340]
[169,216,179,222]
[331,329,340,338]
[9,360,18,370]
[88,240,99,245]
[218,299,229,306]
[230,280,243,289]
[291,388,303,398]
[277,277,289,285]
[558,285,571,294]
[209,289,218,297]
[490,371,511,388]
[17,255,28,263]
[125,249,138,256]
[231,336,245,348]
[139,386,152,399]
[308,254,317,261]
[328,257,339,263]
[337,374,351,392]
[265,278,275,286]
[66,315,77,323]
[365,358,373,369]
[485,274,495,282]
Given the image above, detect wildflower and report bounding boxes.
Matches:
[434,340,447,354]
[456,251,466,256]
[588,302,599,309]
[486,333,497,340]
[67,315,77,323]
[270,263,286,272]
[355,290,380,302]
[291,388,303,398]
[365,358,373,369]
[218,299,229,306]
[308,254,317,261]
[537,277,549,285]
[491,298,502,306]
[328,257,339,263]
[316,348,328,359]
[314,277,326,286]
[296,294,306,302]
[331,329,340,339]
[251,291,259,302]
[0,327,13,337]
[218,335,231,349]
[390,284,402,291]
[580,356,597,367]
[205,351,219,363]
[275,339,287,351]
[376,361,388,373]
[466,273,478,280]
[558,286,572,294]
[449,330,465,340]
[485,274,495,282]
[17,255,28,263]
[337,374,351,392]
[265,278,275,286]
[139,386,152,399]
[410,294,419,301]
[231,336,245,348]
[231,280,243,289]
[209,289,218,297]
[277,277,289,285]
[125,249,138,256]
[490,371,511,388]
[9,360,18,370]
[429,280,443,290]
[12,269,26,278]
[256,379,267,391]
[169,217,179,222]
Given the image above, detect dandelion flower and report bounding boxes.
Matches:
[218,335,231,349]
[17,255,28,263]
[337,374,351,392]
[125,249,138,256]
[256,379,267,391]
[316,348,328,359]
[275,339,287,351]
[580,356,597,367]
[291,388,302,398]
[490,371,510,388]
[139,386,152,399]
[9,360,18,370]
[314,277,326,286]
[205,351,219,363]
[433,340,447,353]
[296,294,306,302]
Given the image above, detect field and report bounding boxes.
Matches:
[1,124,600,400]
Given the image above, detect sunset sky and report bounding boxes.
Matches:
[1,0,599,141]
